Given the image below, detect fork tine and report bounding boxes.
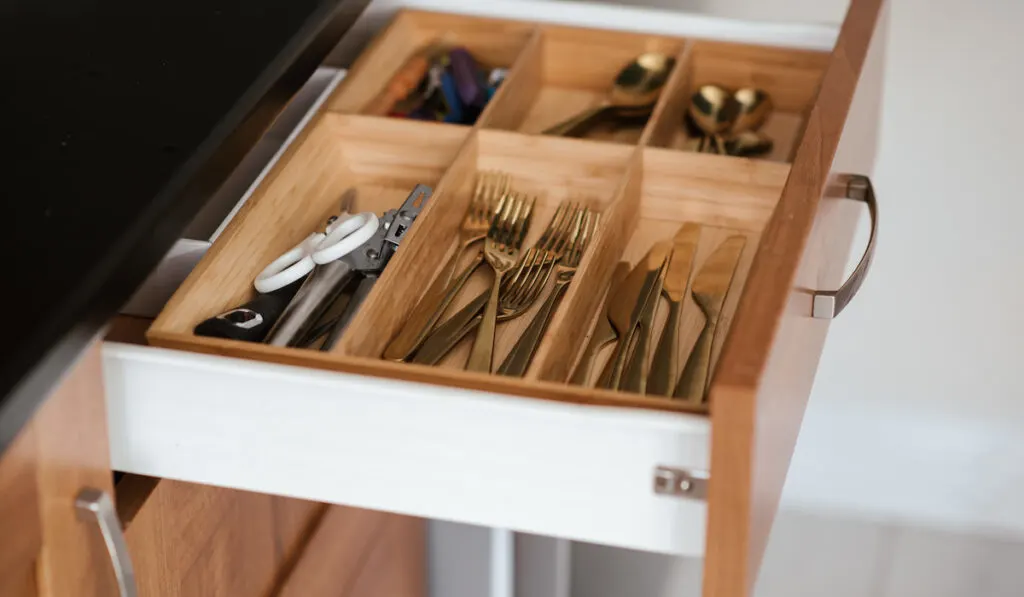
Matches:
[490,190,513,239]
[536,201,568,251]
[476,171,492,221]
[514,196,536,249]
[521,203,577,294]
[570,210,598,266]
[502,193,525,247]
[497,193,518,247]
[492,173,510,220]
[484,172,501,221]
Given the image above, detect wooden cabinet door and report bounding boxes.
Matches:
[0,424,42,597]
[0,342,121,596]
[122,478,288,596]
[703,0,888,596]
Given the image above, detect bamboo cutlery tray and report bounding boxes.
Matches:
[149,9,830,415]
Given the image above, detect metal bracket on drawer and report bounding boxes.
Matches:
[653,466,709,500]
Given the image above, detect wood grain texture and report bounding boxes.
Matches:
[33,342,119,597]
[125,478,276,596]
[0,424,41,594]
[328,9,534,115]
[477,29,544,132]
[0,564,38,597]
[276,506,420,597]
[117,472,340,597]
[702,1,886,596]
[271,496,329,585]
[345,515,426,597]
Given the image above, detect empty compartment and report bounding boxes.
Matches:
[147,115,468,354]
[646,40,829,162]
[481,25,685,145]
[530,147,789,407]
[343,130,634,373]
[327,10,535,124]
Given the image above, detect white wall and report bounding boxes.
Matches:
[784,0,1024,537]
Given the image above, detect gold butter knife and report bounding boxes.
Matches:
[647,223,702,396]
[620,250,669,394]
[597,242,671,391]
[569,261,631,386]
[674,235,746,404]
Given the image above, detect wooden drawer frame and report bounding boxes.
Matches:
[103,0,886,595]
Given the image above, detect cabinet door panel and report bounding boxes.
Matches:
[34,343,119,597]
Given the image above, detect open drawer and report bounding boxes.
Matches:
[102,0,886,595]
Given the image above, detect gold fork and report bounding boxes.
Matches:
[466,192,534,372]
[498,208,599,376]
[413,200,576,367]
[383,171,508,361]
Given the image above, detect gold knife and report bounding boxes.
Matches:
[674,235,746,404]
[620,250,670,394]
[597,242,671,390]
[569,261,631,387]
[647,223,702,396]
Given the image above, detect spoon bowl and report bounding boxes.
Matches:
[731,88,772,133]
[688,85,740,136]
[543,53,675,137]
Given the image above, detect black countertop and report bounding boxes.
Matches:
[0,0,369,452]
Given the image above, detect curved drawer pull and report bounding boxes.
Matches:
[812,174,878,320]
[75,488,138,597]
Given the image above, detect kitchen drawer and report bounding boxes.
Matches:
[103,1,886,595]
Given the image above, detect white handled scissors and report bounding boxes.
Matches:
[254,207,379,294]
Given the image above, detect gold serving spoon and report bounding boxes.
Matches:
[544,53,675,138]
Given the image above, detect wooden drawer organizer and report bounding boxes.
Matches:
[149,9,831,415]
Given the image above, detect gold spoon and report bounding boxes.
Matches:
[544,53,675,138]
[725,87,773,158]
[687,84,739,153]
[731,87,772,133]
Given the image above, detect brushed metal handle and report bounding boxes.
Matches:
[812,173,878,320]
[75,488,137,597]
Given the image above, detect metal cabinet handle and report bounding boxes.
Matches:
[812,173,878,319]
[75,488,137,597]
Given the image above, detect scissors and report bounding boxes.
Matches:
[254,209,379,293]
[194,186,431,345]
[264,184,432,349]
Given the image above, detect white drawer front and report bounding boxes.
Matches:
[104,343,709,555]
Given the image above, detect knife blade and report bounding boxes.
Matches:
[647,223,702,396]
[569,261,631,386]
[597,242,671,390]
[673,235,746,404]
[620,250,670,394]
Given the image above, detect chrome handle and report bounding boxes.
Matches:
[812,173,878,319]
[75,488,137,597]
